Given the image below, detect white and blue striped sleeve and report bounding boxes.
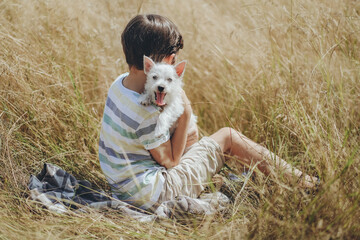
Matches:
[135,113,170,150]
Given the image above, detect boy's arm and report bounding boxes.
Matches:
[149,91,192,168]
[185,121,199,148]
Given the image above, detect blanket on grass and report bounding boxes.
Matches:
[28,163,232,222]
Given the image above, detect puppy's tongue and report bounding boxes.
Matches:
[156,92,166,106]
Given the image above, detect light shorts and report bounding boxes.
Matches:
[157,137,225,203]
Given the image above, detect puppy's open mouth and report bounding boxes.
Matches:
[154,91,166,106]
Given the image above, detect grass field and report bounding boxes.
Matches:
[1,0,359,239]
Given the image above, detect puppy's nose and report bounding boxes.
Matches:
[158,86,164,92]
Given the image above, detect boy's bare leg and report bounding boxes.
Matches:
[210,127,318,188]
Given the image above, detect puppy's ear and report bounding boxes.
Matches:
[143,56,155,74]
[174,60,187,78]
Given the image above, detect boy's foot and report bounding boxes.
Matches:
[298,175,320,189]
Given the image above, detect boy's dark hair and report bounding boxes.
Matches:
[121,14,184,70]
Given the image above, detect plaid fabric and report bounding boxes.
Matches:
[28,163,231,222]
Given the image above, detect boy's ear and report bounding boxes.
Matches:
[174,60,187,78]
[143,56,154,74]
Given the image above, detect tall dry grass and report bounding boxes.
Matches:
[1,0,359,239]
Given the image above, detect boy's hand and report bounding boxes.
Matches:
[181,90,192,116]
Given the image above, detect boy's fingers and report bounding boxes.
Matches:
[181,90,191,105]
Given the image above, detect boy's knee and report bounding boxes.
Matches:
[218,127,239,150]
[211,127,242,152]
[219,127,239,136]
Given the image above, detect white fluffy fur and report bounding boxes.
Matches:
[139,56,196,137]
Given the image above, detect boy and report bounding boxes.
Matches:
[99,14,318,210]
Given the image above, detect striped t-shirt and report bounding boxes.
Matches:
[99,73,170,210]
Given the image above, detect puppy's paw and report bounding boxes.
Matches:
[154,124,168,138]
[139,94,151,106]
[140,100,151,106]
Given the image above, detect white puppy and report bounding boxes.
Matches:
[139,56,197,137]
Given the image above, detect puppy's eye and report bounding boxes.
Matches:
[152,75,158,80]
[167,78,172,82]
